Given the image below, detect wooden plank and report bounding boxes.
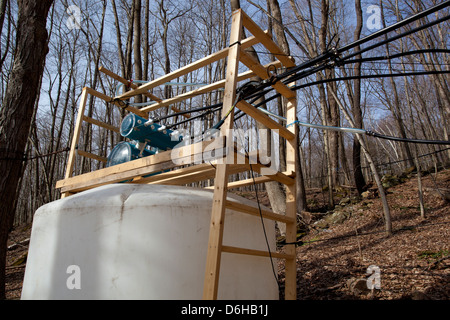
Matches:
[77,150,107,163]
[84,87,148,118]
[236,100,295,140]
[223,171,294,189]
[56,139,214,191]
[231,148,295,186]
[58,141,294,194]
[58,140,256,194]
[225,200,295,224]
[115,30,264,101]
[82,115,120,133]
[60,192,74,199]
[134,163,214,185]
[249,164,295,185]
[239,49,296,99]
[203,9,243,301]
[204,175,271,189]
[64,87,89,180]
[99,66,162,102]
[140,61,282,113]
[221,245,295,260]
[241,10,296,68]
[143,163,251,186]
[265,169,295,185]
[99,66,189,118]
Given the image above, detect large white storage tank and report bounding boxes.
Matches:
[21,184,279,300]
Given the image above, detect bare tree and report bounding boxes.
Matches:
[133,0,143,103]
[288,0,339,207]
[265,0,308,212]
[331,90,392,236]
[111,0,126,78]
[152,0,191,99]
[349,0,366,194]
[79,0,107,173]
[0,0,54,299]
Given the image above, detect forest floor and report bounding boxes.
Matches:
[5,168,450,300]
[285,168,450,300]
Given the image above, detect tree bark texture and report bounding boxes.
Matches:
[0,0,53,299]
[352,0,366,194]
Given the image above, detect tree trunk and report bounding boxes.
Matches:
[231,0,294,236]
[133,0,143,103]
[143,0,150,82]
[351,0,366,194]
[0,0,53,299]
[318,0,338,207]
[267,0,307,212]
[111,0,126,78]
[0,0,7,44]
[331,90,392,236]
[80,1,107,174]
[380,0,414,169]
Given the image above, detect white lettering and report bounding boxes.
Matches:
[66,265,81,290]
[66,5,81,30]
[367,5,382,31]
[366,265,381,289]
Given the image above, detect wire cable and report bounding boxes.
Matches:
[246,70,450,113]
[341,49,450,65]
[365,131,450,145]
[130,4,450,133]
[233,115,281,292]
[154,102,223,123]
[115,2,450,150]
[341,14,450,62]
[336,0,450,54]
[240,3,450,101]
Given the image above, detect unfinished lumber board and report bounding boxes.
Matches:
[241,10,296,68]
[77,150,107,163]
[239,49,296,99]
[203,9,243,301]
[140,60,282,113]
[204,175,273,190]
[99,66,189,118]
[225,200,295,224]
[221,245,295,260]
[236,100,295,140]
[56,139,214,192]
[64,87,88,180]
[82,115,120,133]
[99,66,162,102]
[231,148,295,185]
[142,163,251,186]
[85,87,148,118]
[250,164,295,185]
[134,162,214,185]
[115,31,265,101]
[205,170,294,190]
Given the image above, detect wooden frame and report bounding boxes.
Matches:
[56,9,298,300]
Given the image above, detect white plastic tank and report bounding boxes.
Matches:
[21,184,279,300]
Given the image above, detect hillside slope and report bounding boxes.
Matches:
[280,168,450,300]
[5,169,449,300]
